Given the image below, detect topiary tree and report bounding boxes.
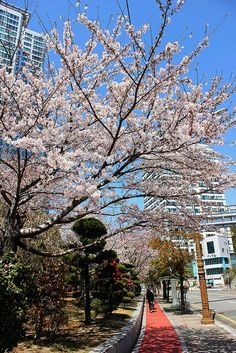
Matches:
[94,257,142,311]
[116,262,142,303]
[69,218,142,320]
[72,218,107,324]
[93,251,124,315]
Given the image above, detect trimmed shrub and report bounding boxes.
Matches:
[122,296,132,305]
[127,291,135,299]
[133,280,142,296]
[90,298,105,316]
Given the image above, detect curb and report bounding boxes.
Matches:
[131,300,146,353]
[89,297,145,353]
[215,319,236,338]
[191,307,236,338]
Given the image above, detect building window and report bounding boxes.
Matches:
[207,241,215,254]
[206,233,215,237]
[206,267,224,275]
[205,257,222,265]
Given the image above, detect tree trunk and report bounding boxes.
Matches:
[163,280,167,300]
[1,222,18,256]
[84,260,91,325]
[108,290,114,315]
[167,279,170,303]
[179,273,185,313]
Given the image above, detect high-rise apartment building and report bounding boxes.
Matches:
[0,1,45,70]
[0,1,45,159]
[144,169,234,287]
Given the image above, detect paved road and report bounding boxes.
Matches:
[187,288,236,330]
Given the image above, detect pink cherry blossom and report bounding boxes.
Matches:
[0,0,235,257]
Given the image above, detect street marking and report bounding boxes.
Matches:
[216,320,236,338]
[191,304,236,324]
[225,300,236,304]
[191,306,236,338]
[217,313,236,325]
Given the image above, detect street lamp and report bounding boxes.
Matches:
[195,233,215,325]
[174,230,215,324]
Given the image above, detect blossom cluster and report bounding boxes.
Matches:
[0,0,235,256]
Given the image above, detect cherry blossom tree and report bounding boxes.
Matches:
[0,0,235,256]
[107,231,156,280]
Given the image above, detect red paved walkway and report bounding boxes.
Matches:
[139,300,183,353]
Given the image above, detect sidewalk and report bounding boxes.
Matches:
[133,298,236,353]
[159,299,236,353]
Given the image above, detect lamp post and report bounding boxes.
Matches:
[195,233,215,324]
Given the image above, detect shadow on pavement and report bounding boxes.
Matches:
[178,325,236,353]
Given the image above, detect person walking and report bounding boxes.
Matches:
[146,289,155,312]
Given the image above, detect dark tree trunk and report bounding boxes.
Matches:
[84,259,91,325]
[108,291,114,315]
[163,280,167,300]
[167,279,170,303]
[1,222,18,256]
[179,273,185,312]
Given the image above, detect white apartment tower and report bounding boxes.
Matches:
[0,1,45,70]
[144,167,234,287]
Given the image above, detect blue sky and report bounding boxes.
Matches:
[9,0,236,204]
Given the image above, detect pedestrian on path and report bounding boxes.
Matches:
[146,289,155,312]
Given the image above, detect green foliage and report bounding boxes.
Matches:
[122,296,132,305]
[149,237,193,312]
[149,238,193,280]
[78,252,141,316]
[0,253,33,353]
[93,256,124,314]
[121,277,128,285]
[127,291,135,299]
[223,267,236,284]
[90,298,105,316]
[65,266,79,291]
[133,280,142,296]
[117,263,126,271]
[73,218,107,244]
[70,218,109,324]
[67,219,141,321]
